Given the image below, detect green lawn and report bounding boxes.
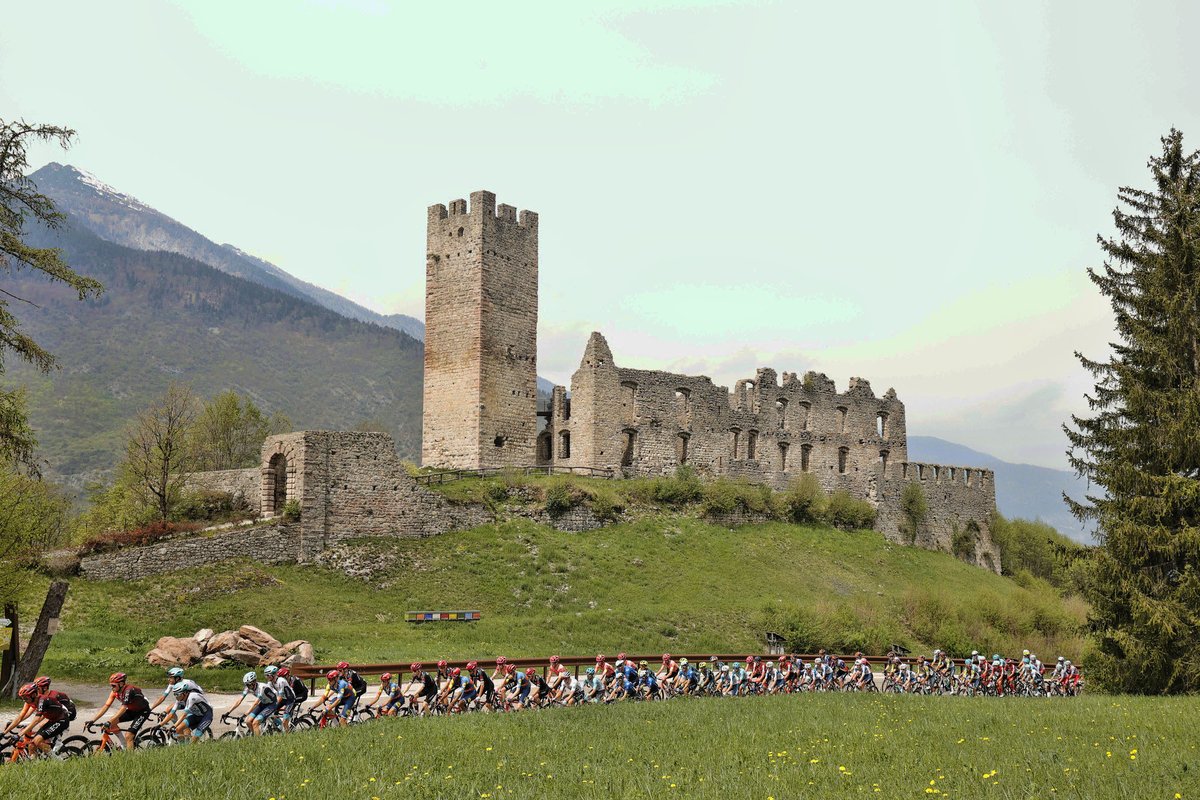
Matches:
[23,518,1086,691]
[1,693,1193,799]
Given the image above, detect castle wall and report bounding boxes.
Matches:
[183,468,261,514]
[423,191,538,469]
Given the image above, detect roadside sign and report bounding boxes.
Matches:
[0,618,11,628]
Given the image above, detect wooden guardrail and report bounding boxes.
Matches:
[413,465,615,485]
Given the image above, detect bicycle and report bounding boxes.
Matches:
[83,720,141,755]
[137,711,213,747]
[4,731,84,763]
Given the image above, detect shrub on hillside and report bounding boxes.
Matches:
[542,479,583,518]
[825,491,876,530]
[585,486,625,522]
[281,500,301,522]
[989,514,1086,589]
[700,479,776,518]
[951,522,978,560]
[781,474,828,524]
[175,489,250,522]
[78,521,203,557]
[899,482,928,544]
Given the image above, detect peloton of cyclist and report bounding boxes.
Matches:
[5,679,74,757]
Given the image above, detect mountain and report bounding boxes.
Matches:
[28,163,425,341]
[907,435,1094,544]
[5,219,423,486]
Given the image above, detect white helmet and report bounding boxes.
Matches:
[264,665,279,677]
[242,671,258,685]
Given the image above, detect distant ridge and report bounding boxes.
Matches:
[907,435,1094,543]
[28,163,425,341]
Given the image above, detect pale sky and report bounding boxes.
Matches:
[3,0,1197,470]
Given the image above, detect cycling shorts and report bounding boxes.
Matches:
[38,719,68,743]
[185,709,213,736]
[249,702,277,722]
[518,685,531,704]
[462,688,478,703]
[116,707,152,733]
[338,694,356,715]
[384,695,406,712]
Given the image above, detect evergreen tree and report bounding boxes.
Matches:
[1065,129,1200,694]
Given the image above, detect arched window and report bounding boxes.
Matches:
[676,433,689,465]
[747,430,758,460]
[838,447,849,474]
[801,443,812,472]
[730,427,742,459]
[776,397,788,429]
[268,452,288,515]
[621,429,637,467]
[537,432,552,463]
[877,411,889,438]
[558,430,571,459]
[778,442,789,470]
[799,402,811,431]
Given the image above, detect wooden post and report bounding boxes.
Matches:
[0,601,18,697]
[13,581,69,689]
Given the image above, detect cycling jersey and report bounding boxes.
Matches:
[36,692,71,722]
[287,676,309,703]
[181,692,213,736]
[164,680,205,707]
[273,677,297,708]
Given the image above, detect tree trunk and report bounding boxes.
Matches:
[0,601,18,697]
[13,581,68,690]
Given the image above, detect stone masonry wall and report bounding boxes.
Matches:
[79,523,303,581]
[423,191,539,470]
[183,468,261,514]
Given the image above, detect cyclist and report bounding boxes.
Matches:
[88,672,152,751]
[448,667,477,713]
[11,681,74,757]
[658,653,679,687]
[148,667,199,728]
[337,661,369,714]
[468,661,496,709]
[852,658,874,690]
[638,664,660,700]
[173,682,213,744]
[264,665,296,730]
[278,667,309,726]
[715,664,733,695]
[491,657,510,707]
[225,671,279,735]
[507,664,532,709]
[595,654,616,689]
[310,669,354,726]
[580,667,603,703]
[407,663,439,716]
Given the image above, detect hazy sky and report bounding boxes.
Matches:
[4,0,1198,470]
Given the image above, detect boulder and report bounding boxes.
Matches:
[293,642,315,664]
[203,630,242,655]
[224,649,264,666]
[259,646,292,666]
[193,628,214,646]
[238,625,281,651]
[145,648,176,668]
[200,654,228,669]
[151,636,202,666]
[282,639,308,652]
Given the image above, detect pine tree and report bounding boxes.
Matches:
[1065,129,1200,694]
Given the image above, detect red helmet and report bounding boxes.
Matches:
[17,683,37,701]
[336,661,350,670]
[410,662,423,672]
[437,660,448,669]
[596,654,606,662]
[617,652,627,661]
[381,672,392,682]
[34,676,51,691]
[451,667,461,677]
[109,672,127,686]
[661,653,671,662]
[278,667,291,678]
[466,661,478,671]
[504,664,515,674]
[325,669,339,682]
[525,668,537,677]
[496,656,507,666]
[549,655,560,664]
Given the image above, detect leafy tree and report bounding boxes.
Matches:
[125,383,198,521]
[1064,129,1200,694]
[0,119,104,470]
[191,390,290,470]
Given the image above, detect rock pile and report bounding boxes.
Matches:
[146,625,314,669]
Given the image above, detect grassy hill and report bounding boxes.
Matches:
[1,693,1193,799]
[4,221,423,482]
[24,517,1087,691]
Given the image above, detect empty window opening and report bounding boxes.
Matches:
[457,226,464,237]
[562,398,571,420]
[676,433,689,465]
[621,429,637,467]
[730,428,741,459]
[838,447,849,474]
[621,381,638,419]
[965,469,973,487]
[268,452,288,515]
[879,450,889,473]
[837,406,848,434]
[675,388,691,419]
[558,431,571,459]
[916,464,924,480]
[494,435,506,448]
[747,430,758,460]
[799,402,811,431]
[776,397,789,429]
[537,432,552,462]
[779,442,789,470]
[877,411,888,438]
[801,444,812,472]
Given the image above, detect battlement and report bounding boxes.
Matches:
[895,461,993,489]
[427,190,538,230]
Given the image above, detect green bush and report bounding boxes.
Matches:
[650,465,704,506]
[781,474,828,524]
[542,480,579,518]
[825,491,876,530]
[989,513,1086,588]
[281,499,301,522]
[700,479,776,518]
[175,489,241,522]
[951,522,977,560]
[587,487,624,522]
[899,482,928,544]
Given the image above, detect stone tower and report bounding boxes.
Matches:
[422,190,539,469]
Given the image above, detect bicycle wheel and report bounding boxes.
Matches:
[62,734,91,751]
[57,744,85,759]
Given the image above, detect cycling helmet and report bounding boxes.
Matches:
[1057,656,1064,662]
[766,661,774,667]
[243,671,258,685]
[549,655,560,664]
[721,665,729,672]
[411,662,423,672]
[437,660,448,669]
[918,655,926,661]
[596,654,606,662]
[325,669,339,682]
[466,661,478,671]
[971,650,979,657]
[585,667,595,675]
[450,667,461,677]
[336,661,350,670]
[1023,649,1030,656]
[278,668,291,678]
[17,683,37,701]
[680,658,688,666]
[661,653,671,662]
[496,656,507,666]
[264,665,279,677]
[525,668,537,677]
[1065,660,1072,666]
[172,683,191,696]
[34,676,52,691]
[709,655,719,662]
[617,652,627,661]
[167,667,184,679]
[109,672,127,686]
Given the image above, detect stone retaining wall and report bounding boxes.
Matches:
[79,523,303,581]
[183,468,262,513]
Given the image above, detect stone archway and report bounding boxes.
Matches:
[261,438,299,517]
[269,452,288,513]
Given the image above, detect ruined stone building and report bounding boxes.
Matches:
[420,190,1001,570]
